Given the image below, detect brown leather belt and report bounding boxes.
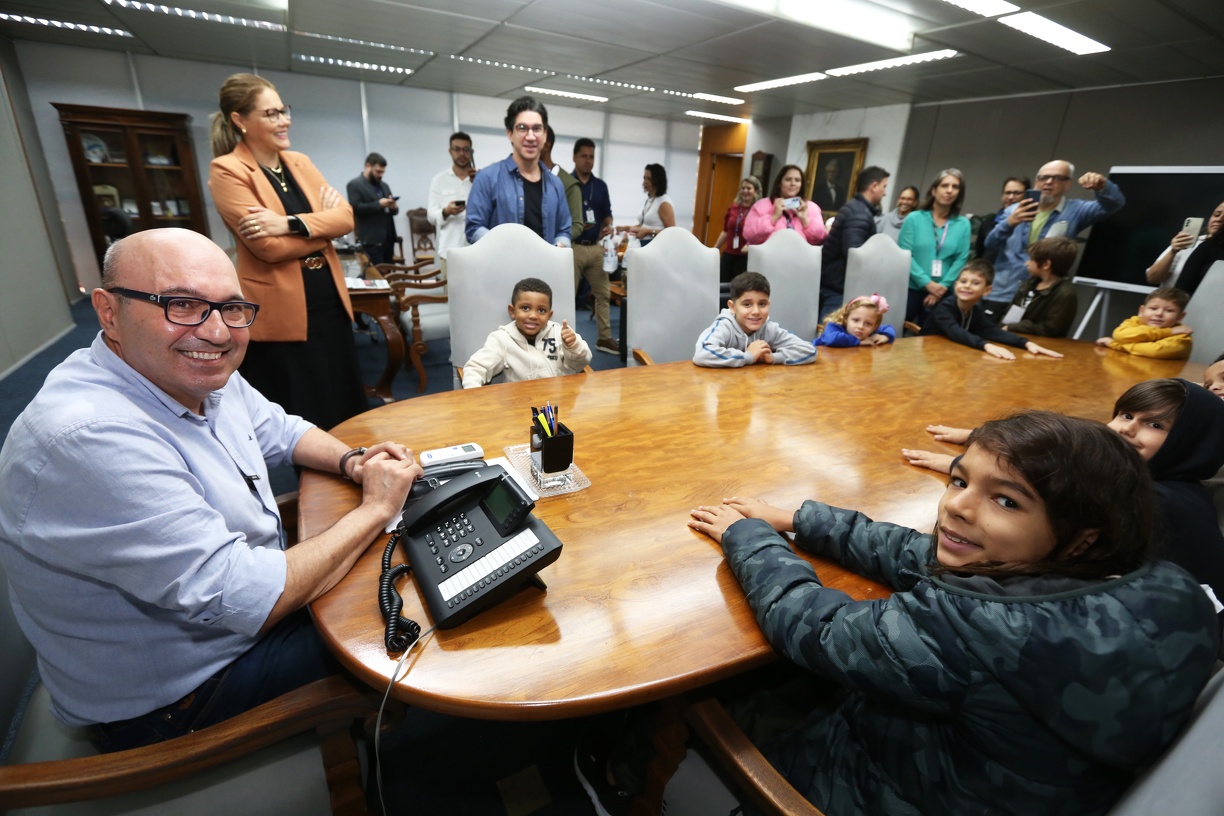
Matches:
[300,256,326,269]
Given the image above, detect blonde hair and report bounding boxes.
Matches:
[209,73,275,157]
[818,296,883,337]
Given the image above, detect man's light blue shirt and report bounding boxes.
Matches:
[983,180,1125,303]
[0,334,312,726]
[464,153,572,246]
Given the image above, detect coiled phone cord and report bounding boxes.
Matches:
[379,527,421,653]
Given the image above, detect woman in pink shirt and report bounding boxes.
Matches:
[743,164,828,247]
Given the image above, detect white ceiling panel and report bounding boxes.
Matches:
[291,0,500,54]
[0,0,1219,122]
[462,24,657,75]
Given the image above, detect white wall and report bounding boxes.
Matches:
[785,103,910,211]
[0,39,73,379]
[13,39,700,294]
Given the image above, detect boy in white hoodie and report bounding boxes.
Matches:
[462,277,592,388]
[693,271,817,367]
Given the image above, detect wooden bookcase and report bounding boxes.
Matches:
[54,103,209,264]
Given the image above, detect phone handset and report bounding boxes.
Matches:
[400,467,500,534]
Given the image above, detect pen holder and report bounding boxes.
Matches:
[529,422,574,488]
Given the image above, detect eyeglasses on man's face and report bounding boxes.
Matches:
[260,106,292,123]
[1035,174,1070,183]
[513,123,545,135]
[107,288,260,328]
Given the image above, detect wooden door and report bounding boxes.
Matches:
[703,154,743,246]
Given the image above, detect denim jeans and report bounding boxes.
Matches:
[90,610,339,752]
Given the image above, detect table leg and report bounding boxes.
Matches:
[351,297,404,403]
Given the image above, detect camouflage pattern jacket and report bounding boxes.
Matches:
[721,501,1220,816]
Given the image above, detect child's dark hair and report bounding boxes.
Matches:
[1027,237,1079,278]
[960,258,994,285]
[1145,286,1190,311]
[729,271,770,300]
[933,411,1155,579]
[1215,351,1224,365]
[511,277,552,305]
[1113,378,1186,428]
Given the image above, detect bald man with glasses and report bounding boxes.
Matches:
[980,159,1125,324]
[0,229,421,751]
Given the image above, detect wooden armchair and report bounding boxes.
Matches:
[0,492,380,816]
[682,693,824,816]
[379,261,449,393]
[405,208,435,262]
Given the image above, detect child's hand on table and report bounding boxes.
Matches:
[984,343,1016,361]
[925,424,971,444]
[901,449,955,475]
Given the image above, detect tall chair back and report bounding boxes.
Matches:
[844,234,910,335]
[446,224,577,373]
[625,228,719,365]
[746,229,823,340]
[1186,261,1224,365]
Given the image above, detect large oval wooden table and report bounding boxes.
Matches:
[301,336,1203,721]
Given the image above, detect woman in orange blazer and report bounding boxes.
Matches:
[208,72,367,430]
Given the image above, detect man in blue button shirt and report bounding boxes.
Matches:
[464,96,572,247]
[0,229,422,750]
[980,160,1124,322]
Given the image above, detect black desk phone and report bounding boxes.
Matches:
[396,464,563,629]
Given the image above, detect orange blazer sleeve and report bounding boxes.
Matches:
[208,142,355,342]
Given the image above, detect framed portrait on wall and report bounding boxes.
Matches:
[804,138,868,217]
[749,151,773,190]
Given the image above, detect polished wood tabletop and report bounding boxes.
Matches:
[301,336,1203,720]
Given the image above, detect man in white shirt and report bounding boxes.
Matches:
[427,131,476,276]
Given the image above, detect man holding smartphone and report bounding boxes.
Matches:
[346,152,399,266]
[427,132,476,276]
[980,159,1124,323]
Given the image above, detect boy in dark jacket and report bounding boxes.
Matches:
[921,259,1062,360]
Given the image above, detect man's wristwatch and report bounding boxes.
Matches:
[339,447,367,481]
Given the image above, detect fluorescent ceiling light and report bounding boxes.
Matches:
[101,0,285,31]
[523,86,608,103]
[826,50,959,76]
[295,31,432,56]
[294,54,410,74]
[693,92,745,105]
[0,12,132,37]
[937,0,1019,17]
[997,12,1110,55]
[686,111,751,124]
[449,55,551,74]
[710,0,916,51]
[567,74,654,92]
[735,72,827,93]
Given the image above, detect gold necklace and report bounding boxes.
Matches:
[264,162,288,193]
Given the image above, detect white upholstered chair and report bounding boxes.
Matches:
[1186,261,1224,365]
[624,228,719,365]
[446,224,576,385]
[746,229,823,341]
[843,234,911,336]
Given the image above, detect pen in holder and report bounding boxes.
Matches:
[529,421,574,489]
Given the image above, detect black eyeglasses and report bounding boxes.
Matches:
[107,288,259,328]
[1035,174,1070,183]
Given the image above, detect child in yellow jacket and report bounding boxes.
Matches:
[1097,286,1193,359]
